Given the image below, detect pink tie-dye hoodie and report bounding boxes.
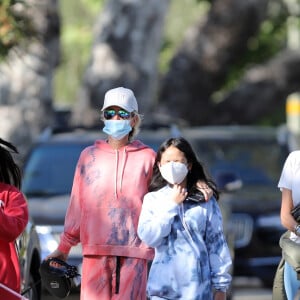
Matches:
[58,139,156,260]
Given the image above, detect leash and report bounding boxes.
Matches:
[21,279,41,296]
[0,283,29,300]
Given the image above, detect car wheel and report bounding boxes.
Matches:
[22,273,40,300]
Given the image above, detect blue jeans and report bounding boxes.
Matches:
[284,261,300,299]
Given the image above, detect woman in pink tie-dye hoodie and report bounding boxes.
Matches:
[47,87,156,300]
[46,87,214,300]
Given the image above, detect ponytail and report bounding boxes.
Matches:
[0,139,22,189]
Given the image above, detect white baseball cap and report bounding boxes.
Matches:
[101,87,138,112]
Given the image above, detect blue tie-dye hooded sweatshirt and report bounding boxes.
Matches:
[137,185,232,300]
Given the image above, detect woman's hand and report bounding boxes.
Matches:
[196,181,213,201]
[45,249,68,267]
[171,184,188,204]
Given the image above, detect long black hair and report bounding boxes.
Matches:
[0,138,22,189]
[149,137,219,199]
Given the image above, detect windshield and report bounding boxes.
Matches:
[22,143,89,196]
[22,136,288,196]
[190,139,288,186]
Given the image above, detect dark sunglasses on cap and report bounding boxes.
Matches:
[103,109,133,120]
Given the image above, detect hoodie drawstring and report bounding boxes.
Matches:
[113,148,127,198]
[115,256,121,294]
[179,203,200,258]
[114,150,119,198]
[119,148,127,193]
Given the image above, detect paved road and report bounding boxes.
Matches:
[42,277,273,300]
[232,277,272,300]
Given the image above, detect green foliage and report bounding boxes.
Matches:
[212,1,288,104]
[53,0,103,106]
[160,0,210,73]
[0,0,34,59]
[53,0,290,127]
[54,0,210,104]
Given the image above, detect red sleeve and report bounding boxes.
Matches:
[0,185,29,242]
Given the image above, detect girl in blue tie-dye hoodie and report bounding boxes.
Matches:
[138,137,232,300]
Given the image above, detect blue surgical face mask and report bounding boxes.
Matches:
[102,120,132,140]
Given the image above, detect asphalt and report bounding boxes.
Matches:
[41,277,274,300]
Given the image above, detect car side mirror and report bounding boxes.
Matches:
[215,171,243,192]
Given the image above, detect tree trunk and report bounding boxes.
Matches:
[0,0,60,159]
[158,0,269,125]
[71,0,169,127]
[212,49,300,125]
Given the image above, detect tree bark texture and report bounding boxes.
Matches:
[158,0,270,125]
[0,0,60,159]
[71,0,169,127]
[213,49,300,125]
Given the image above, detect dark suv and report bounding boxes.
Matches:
[21,127,180,270]
[181,125,293,287]
[21,125,237,299]
[21,126,236,284]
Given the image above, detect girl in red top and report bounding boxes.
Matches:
[0,139,29,300]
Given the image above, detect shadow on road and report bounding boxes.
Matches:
[41,276,272,300]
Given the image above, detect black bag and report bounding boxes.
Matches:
[186,186,205,203]
[291,204,300,223]
[39,258,80,299]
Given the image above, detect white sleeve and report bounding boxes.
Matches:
[137,192,179,248]
[278,152,296,190]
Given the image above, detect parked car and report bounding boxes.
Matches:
[180,125,294,287]
[17,217,42,300]
[21,126,181,270]
[21,129,97,272]
[21,125,236,298]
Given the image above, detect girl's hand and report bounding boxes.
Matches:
[214,291,226,300]
[196,181,213,201]
[171,184,188,204]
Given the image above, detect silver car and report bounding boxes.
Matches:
[17,218,42,300]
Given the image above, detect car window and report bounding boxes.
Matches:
[22,143,88,196]
[139,139,163,152]
[22,137,163,197]
[190,139,288,186]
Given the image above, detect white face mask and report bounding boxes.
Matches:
[159,161,188,184]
